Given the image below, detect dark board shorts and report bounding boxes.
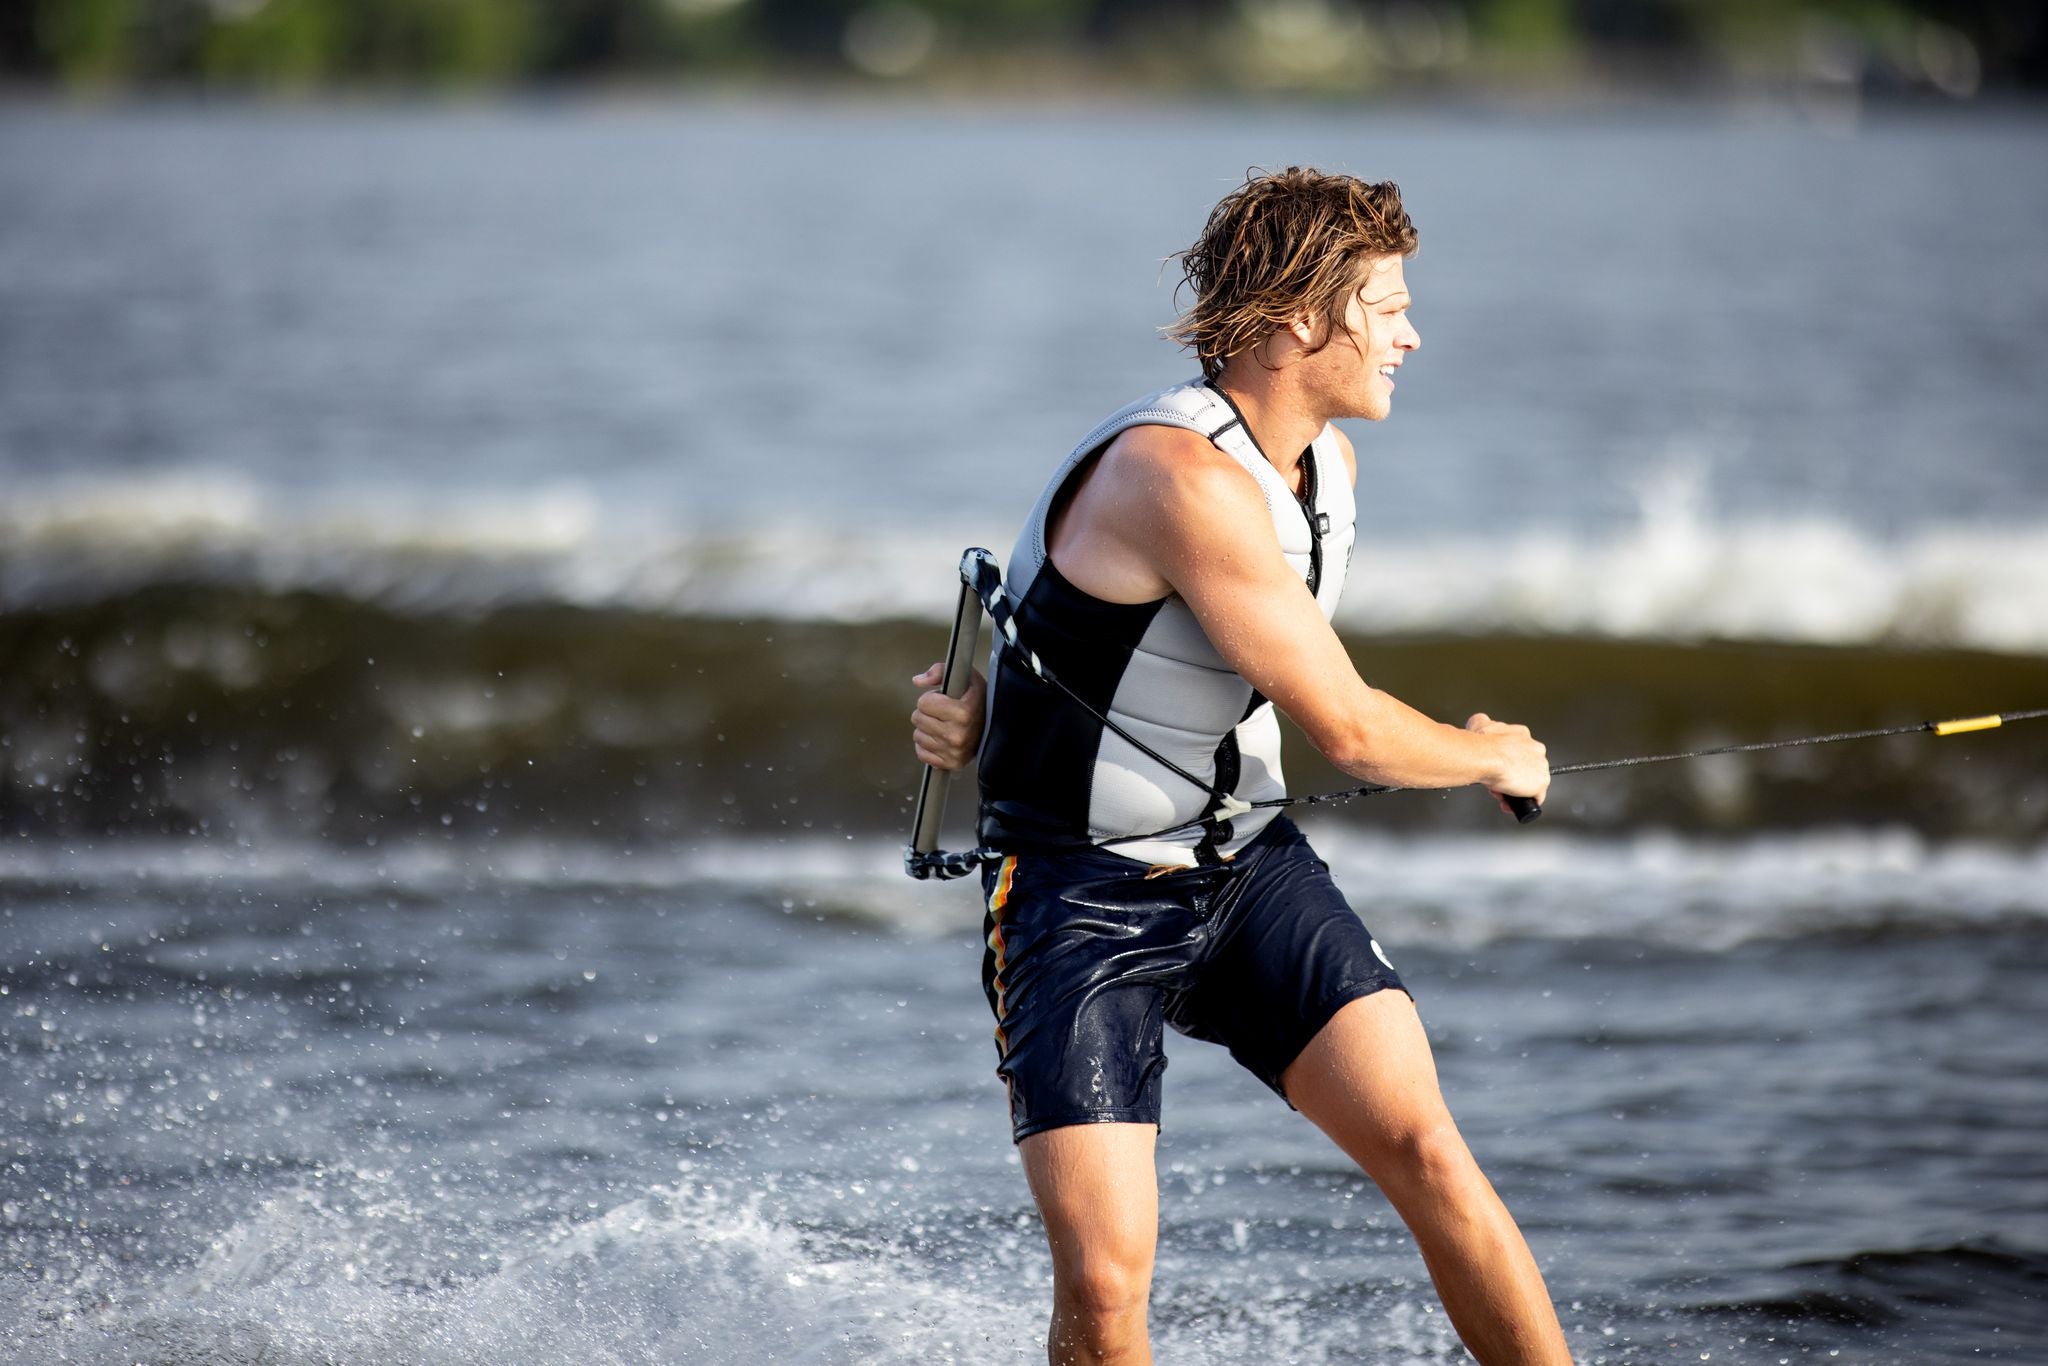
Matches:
[979,816,1409,1143]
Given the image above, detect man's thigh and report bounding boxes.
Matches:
[1019,1121,1160,1278]
[1280,989,1457,1166]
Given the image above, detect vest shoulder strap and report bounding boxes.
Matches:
[1068,380,1266,476]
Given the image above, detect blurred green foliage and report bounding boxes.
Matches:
[1471,0,1574,55]
[4,0,2040,92]
[37,0,140,84]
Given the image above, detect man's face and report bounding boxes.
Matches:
[1325,255,1420,422]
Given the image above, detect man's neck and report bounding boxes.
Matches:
[1208,364,1325,477]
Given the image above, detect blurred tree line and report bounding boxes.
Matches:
[1,0,2041,94]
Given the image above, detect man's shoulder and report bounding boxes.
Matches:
[1097,422,1258,492]
[1099,419,1222,463]
[1084,424,1271,535]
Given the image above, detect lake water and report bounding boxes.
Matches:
[2,99,2046,1363]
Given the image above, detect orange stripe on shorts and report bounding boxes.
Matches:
[988,855,1018,1053]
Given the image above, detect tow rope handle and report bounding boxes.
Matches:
[905,548,995,879]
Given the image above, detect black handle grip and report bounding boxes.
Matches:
[1505,794,1542,823]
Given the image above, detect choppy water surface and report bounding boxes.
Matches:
[3,101,2047,1362]
[5,100,2047,538]
[4,834,2047,1364]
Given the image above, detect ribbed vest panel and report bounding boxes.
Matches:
[975,379,1357,867]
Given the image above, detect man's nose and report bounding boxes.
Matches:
[1399,318,1421,352]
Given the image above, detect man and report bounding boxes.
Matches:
[911,168,1570,1365]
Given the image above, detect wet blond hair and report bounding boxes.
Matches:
[1167,167,1417,379]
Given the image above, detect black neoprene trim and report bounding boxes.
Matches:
[1296,452,1323,598]
[1202,381,1266,460]
[1205,380,1326,598]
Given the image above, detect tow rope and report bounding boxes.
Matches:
[903,548,2046,881]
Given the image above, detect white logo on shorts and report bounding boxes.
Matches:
[1370,938,1394,971]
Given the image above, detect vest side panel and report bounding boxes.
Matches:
[1090,597,1284,856]
[974,562,1164,852]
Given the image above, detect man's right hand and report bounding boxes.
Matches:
[1464,713,1550,816]
[911,663,986,771]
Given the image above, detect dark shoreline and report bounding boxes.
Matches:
[6,585,2043,844]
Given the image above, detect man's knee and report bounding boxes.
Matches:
[1051,1242,1153,1321]
[1372,1119,1482,1199]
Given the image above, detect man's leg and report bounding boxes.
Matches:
[1018,1122,1160,1366]
[1282,992,1573,1366]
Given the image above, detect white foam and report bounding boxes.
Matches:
[1303,824,2048,951]
[1339,517,2048,654]
[6,827,2044,950]
[5,471,2048,652]
[0,1159,1482,1365]
[0,1173,1043,1366]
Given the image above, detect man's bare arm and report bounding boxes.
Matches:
[1090,428,1548,800]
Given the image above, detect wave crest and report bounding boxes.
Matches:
[7,473,2048,652]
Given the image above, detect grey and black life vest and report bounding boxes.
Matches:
[975,378,1357,867]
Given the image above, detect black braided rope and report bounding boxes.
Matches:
[966,553,1234,813]
[1112,707,2048,845]
[904,845,1001,881]
[911,552,2048,877]
[1547,708,2048,775]
[905,553,1246,881]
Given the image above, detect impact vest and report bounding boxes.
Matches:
[975,378,1357,867]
